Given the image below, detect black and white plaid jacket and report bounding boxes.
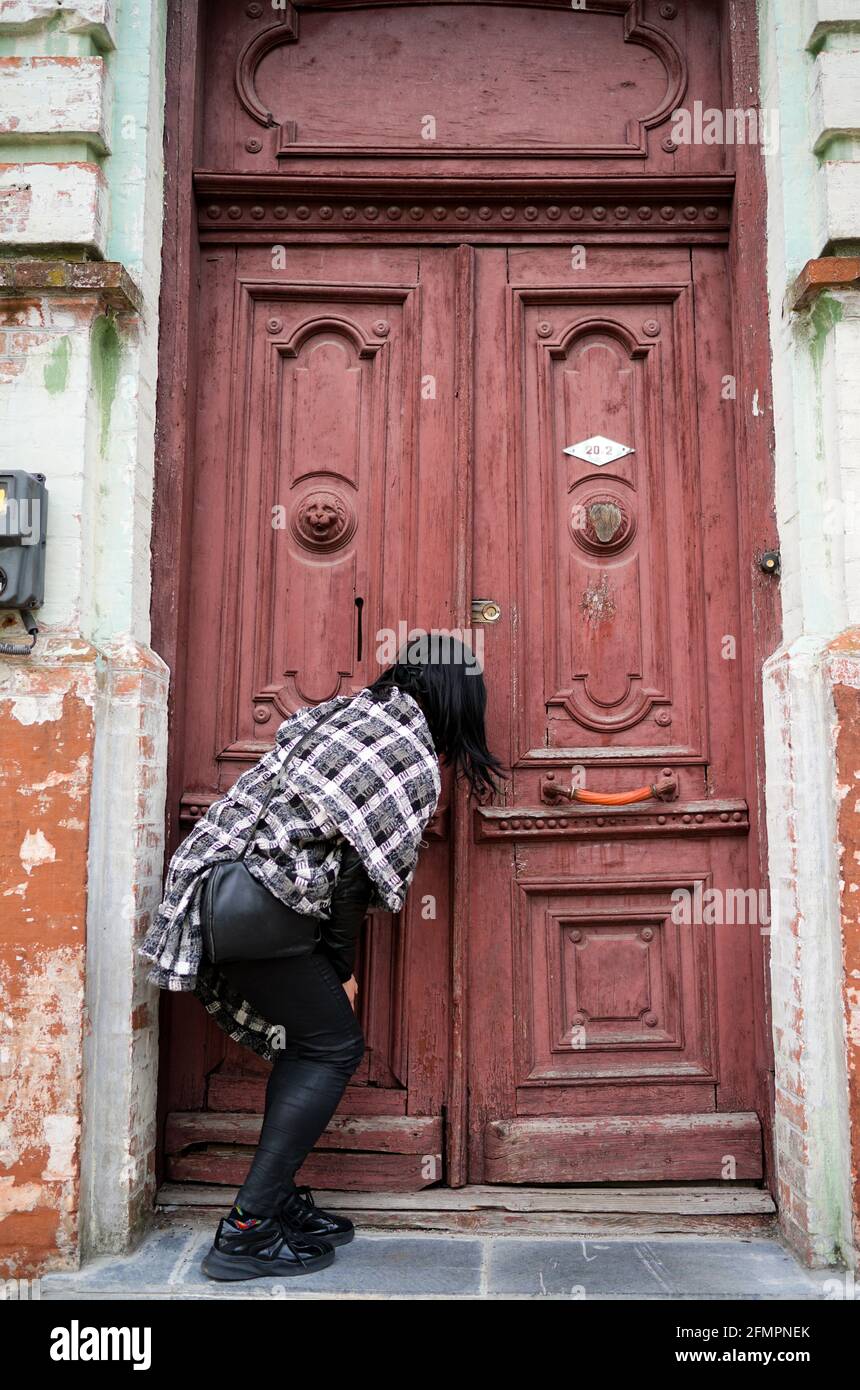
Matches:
[138,687,441,1060]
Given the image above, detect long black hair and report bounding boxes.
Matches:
[367,631,506,798]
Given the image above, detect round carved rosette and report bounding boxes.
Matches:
[290,489,356,552]
[569,492,636,555]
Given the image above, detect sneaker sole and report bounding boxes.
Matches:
[201,1246,336,1282]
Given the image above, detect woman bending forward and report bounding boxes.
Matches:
[139,638,502,1281]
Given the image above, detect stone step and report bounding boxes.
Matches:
[157,1181,776,1238]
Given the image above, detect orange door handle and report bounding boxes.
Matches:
[540,771,678,805]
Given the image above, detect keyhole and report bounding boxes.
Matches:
[355,596,364,663]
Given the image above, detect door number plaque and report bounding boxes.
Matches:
[564,435,635,466]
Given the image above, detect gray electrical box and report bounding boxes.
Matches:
[0,471,48,609]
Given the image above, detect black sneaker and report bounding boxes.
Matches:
[201,1211,335,1281]
[280,1185,355,1247]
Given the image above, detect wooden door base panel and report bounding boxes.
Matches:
[485,1113,763,1183]
[164,1111,443,1192]
[156,1182,776,1237]
[206,1078,407,1115]
[165,1110,440,1152]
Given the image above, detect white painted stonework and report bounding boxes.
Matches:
[0,1,115,46]
[0,56,111,149]
[818,162,860,247]
[0,161,108,252]
[811,53,860,152]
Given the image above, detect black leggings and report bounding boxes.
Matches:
[219,947,365,1216]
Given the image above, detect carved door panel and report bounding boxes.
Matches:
[163,244,463,1190]
[468,244,764,1182]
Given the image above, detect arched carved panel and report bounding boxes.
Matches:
[514,286,706,761]
[550,326,661,731]
[215,285,416,762]
[234,0,687,160]
[282,332,368,488]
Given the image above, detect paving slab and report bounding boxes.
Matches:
[37,1216,849,1301]
[180,1233,484,1297]
[485,1237,831,1299]
[41,1226,201,1297]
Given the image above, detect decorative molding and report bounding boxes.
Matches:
[233,0,686,160]
[235,4,299,128]
[790,256,860,312]
[237,279,411,310]
[425,801,450,842]
[279,313,389,359]
[179,793,216,826]
[289,488,356,552]
[0,259,142,312]
[511,872,718,1088]
[475,799,749,841]
[181,788,449,839]
[545,313,654,359]
[517,745,701,766]
[196,177,733,237]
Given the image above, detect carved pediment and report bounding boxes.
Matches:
[235,0,687,160]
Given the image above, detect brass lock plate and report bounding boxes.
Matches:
[471,598,502,624]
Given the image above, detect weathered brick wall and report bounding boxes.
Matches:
[762,640,853,1265]
[829,632,860,1262]
[0,641,96,1274]
[0,0,168,1275]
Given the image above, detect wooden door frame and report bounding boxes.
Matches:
[151,0,779,1194]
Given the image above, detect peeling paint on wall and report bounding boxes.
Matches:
[18,827,56,875]
[0,650,95,1277]
[0,0,169,1282]
[829,630,860,1262]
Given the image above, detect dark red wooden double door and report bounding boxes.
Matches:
[163,237,764,1189]
[161,0,767,1191]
